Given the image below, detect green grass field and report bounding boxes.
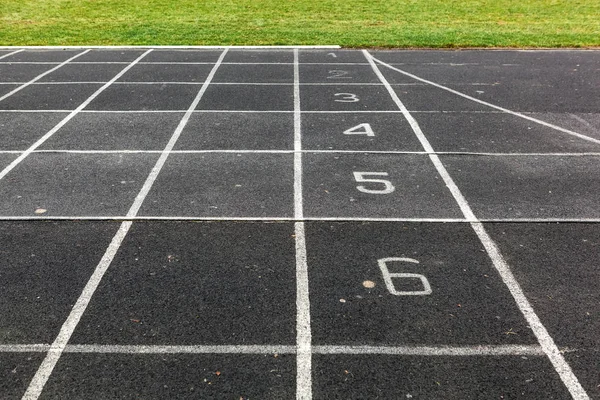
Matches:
[1,0,599,47]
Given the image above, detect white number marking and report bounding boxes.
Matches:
[327,70,351,79]
[334,93,360,103]
[344,123,375,137]
[378,257,432,296]
[353,172,395,194]
[327,53,337,58]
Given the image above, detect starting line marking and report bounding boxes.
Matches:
[0,343,546,356]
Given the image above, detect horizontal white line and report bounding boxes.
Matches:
[0,81,430,86]
[314,344,545,356]
[0,216,599,223]
[0,45,341,50]
[0,109,519,114]
[0,344,50,352]
[66,344,297,354]
[0,343,546,356]
[2,150,600,157]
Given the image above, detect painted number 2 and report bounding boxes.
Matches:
[353,172,395,194]
[378,257,432,296]
[334,93,359,102]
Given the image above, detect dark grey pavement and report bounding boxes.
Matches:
[0,47,599,399]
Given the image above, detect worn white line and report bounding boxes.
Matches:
[14,149,600,157]
[0,343,548,356]
[0,110,71,113]
[0,50,90,103]
[65,344,296,354]
[6,81,427,87]
[126,48,229,218]
[0,49,24,60]
[0,50,153,184]
[0,344,50,353]
[294,48,312,400]
[0,45,339,49]
[21,48,230,400]
[570,113,598,131]
[363,50,477,222]
[371,56,600,147]
[365,49,591,400]
[2,216,600,223]
[314,344,545,356]
[21,220,133,400]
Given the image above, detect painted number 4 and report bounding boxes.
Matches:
[353,172,395,194]
[378,257,432,296]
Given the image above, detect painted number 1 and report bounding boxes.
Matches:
[378,257,432,296]
[353,172,395,194]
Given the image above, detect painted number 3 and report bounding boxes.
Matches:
[334,93,360,102]
[353,172,395,194]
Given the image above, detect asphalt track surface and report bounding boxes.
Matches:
[0,47,599,399]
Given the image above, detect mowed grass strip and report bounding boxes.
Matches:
[1,0,599,47]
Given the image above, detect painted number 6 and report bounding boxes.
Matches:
[353,172,395,194]
[378,257,432,296]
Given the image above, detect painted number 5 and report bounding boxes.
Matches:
[353,172,395,194]
[335,93,359,102]
[378,257,432,296]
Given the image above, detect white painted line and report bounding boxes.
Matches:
[371,55,600,147]
[0,50,153,184]
[22,48,230,400]
[0,110,71,113]
[0,45,340,49]
[28,149,572,156]
[4,216,600,223]
[363,50,476,222]
[0,49,24,60]
[313,344,545,356]
[294,48,313,400]
[472,222,591,399]
[365,49,591,400]
[21,220,133,400]
[0,50,90,103]
[125,48,229,218]
[65,344,296,354]
[0,343,549,356]
[0,344,50,352]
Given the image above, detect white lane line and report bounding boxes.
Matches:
[126,48,229,218]
[0,49,24,60]
[371,55,600,147]
[0,50,153,183]
[11,149,600,157]
[65,344,297,354]
[294,48,313,400]
[0,109,513,114]
[0,45,339,49]
[21,48,230,400]
[0,344,50,352]
[365,49,591,400]
[362,51,476,222]
[314,344,545,356]
[4,216,600,223]
[0,343,546,356]
[0,50,90,103]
